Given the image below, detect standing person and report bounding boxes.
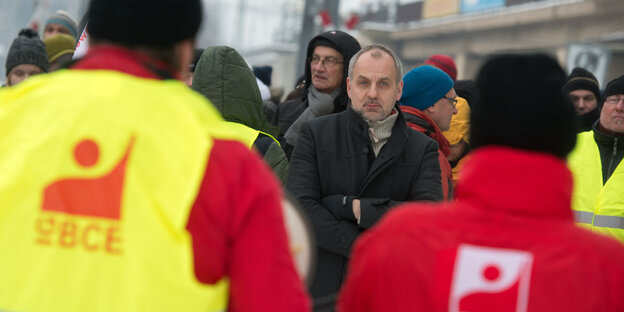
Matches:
[287,44,443,307]
[4,29,49,87]
[192,46,288,184]
[423,54,457,81]
[277,30,361,158]
[423,54,472,186]
[44,34,76,71]
[339,54,624,311]
[0,0,309,311]
[563,67,602,132]
[568,74,624,243]
[400,65,458,199]
[43,10,79,40]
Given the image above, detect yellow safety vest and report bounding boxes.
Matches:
[568,131,624,243]
[222,121,280,150]
[0,70,247,311]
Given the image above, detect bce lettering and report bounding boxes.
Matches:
[35,214,122,254]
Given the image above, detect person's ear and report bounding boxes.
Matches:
[174,39,195,79]
[395,80,403,101]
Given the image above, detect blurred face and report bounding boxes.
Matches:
[426,88,458,132]
[600,94,624,134]
[347,49,403,122]
[7,64,44,86]
[44,24,72,39]
[310,46,344,94]
[569,89,598,116]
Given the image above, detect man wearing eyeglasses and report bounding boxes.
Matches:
[569,74,624,244]
[277,30,361,159]
[399,65,458,200]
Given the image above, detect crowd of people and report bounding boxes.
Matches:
[1,0,624,311]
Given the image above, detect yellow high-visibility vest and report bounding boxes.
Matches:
[568,131,624,244]
[0,70,252,311]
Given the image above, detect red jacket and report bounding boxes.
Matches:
[401,105,453,199]
[339,147,624,312]
[74,46,310,312]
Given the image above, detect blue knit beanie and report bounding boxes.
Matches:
[400,65,453,110]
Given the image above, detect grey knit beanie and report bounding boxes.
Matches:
[5,29,50,76]
[44,10,79,39]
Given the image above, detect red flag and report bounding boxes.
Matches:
[345,13,359,30]
[319,10,332,28]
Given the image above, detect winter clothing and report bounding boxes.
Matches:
[191,46,288,184]
[605,74,624,97]
[87,0,202,46]
[563,67,601,132]
[339,147,624,312]
[0,45,310,312]
[400,65,453,111]
[568,125,624,243]
[253,65,272,87]
[443,96,470,145]
[443,96,471,186]
[44,34,76,63]
[276,30,361,158]
[423,54,457,80]
[44,10,79,39]
[401,105,453,199]
[287,104,443,301]
[5,29,49,75]
[453,79,476,107]
[471,54,576,159]
[563,67,601,103]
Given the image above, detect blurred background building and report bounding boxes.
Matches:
[1,0,622,94]
[358,0,624,88]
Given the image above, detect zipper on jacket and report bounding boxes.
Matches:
[607,138,618,180]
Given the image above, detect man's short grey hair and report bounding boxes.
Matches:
[348,44,403,83]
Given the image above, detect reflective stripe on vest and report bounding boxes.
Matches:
[0,70,234,311]
[594,215,624,229]
[574,210,594,224]
[568,131,624,243]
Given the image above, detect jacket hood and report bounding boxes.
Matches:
[192,46,278,137]
[303,30,361,113]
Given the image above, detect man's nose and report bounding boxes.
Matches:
[367,85,378,99]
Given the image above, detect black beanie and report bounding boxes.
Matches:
[5,29,49,76]
[563,67,601,102]
[87,0,202,47]
[471,54,576,159]
[604,75,624,98]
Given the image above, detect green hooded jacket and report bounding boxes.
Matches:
[192,46,288,184]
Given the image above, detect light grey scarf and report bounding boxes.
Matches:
[284,86,340,146]
[367,109,398,157]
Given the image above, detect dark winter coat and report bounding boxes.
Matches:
[276,30,361,158]
[286,104,443,300]
[192,46,288,184]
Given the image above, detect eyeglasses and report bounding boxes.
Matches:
[605,96,624,105]
[309,55,343,67]
[443,96,458,107]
